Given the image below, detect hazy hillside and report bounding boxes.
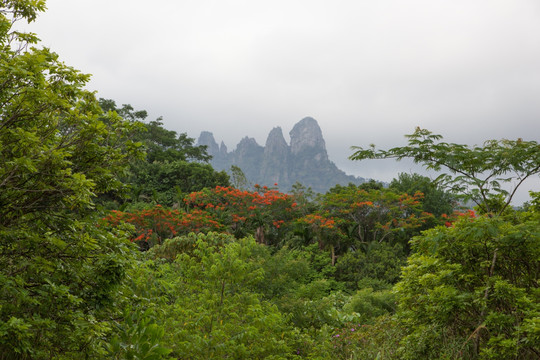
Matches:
[198,117,366,192]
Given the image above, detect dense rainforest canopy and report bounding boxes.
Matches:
[1,1,538,359]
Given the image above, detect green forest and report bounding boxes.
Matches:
[1,2,539,359]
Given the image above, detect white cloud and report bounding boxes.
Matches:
[23,0,540,203]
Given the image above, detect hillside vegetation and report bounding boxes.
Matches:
[1,2,539,359]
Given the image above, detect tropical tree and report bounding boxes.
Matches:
[0,2,143,357]
[319,184,433,250]
[142,233,298,359]
[350,128,540,215]
[99,99,211,163]
[102,205,224,250]
[296,212,342,265]
[98,99,230,207]
[389,172,456,217]
[184,185,299,245]
[229,164,250,190]
[395,210,540,359]
[351,130,540,359]
[129,160,230,206]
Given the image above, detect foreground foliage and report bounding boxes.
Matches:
[2,2,538,359]
[1,1,143,357]
[349,129,540,359]
[395,212,540,359]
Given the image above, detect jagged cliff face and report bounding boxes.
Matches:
[262,127,290,185]
[289,117,328,161]
[198,131,230,170]
[198,117,365,193]
[198,131,220,155]
[232,137,264,181]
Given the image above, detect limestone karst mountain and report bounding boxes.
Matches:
[198,117,365,193]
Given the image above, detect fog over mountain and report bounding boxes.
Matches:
[198,117,366,193]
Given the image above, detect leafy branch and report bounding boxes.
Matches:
[350,127,540,216]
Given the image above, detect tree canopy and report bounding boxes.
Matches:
[2,2,538,358]
[1,2,143,357]
[97,99,230,207]
[389,172,456,217]
[350,128,540,215]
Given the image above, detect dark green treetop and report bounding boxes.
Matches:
[389,172,456,217]
[97,99,229,207]
[98,98,211,163]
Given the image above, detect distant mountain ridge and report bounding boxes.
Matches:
[198,117,366,193]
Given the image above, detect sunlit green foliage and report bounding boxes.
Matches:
[3,2,538,358]
[394,207,540,359]
[0,2,143,357]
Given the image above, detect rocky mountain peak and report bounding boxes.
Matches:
[236,136,261,150]
[197,131,219,156]
[233,137,264,181]
[219,141,228,155]
[197,117,365,193]
[262,127,290,185]
[264,127,289,155]
[289,117,326,156]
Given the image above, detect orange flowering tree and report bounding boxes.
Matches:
[102,185,301,250]
[296,212,344,265]
[102,205,224,250]
[319,185,434,251]
[441,209,476,227]
[184,185,300,245]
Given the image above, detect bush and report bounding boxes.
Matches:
[395,212,540,359]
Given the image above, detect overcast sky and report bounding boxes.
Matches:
[25,0,540,203]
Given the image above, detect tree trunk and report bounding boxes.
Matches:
[256,226,265,244]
